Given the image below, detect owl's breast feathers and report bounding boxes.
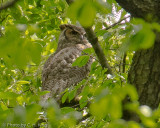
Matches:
[42,43,92,101]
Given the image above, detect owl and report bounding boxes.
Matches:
[42,24,92,104]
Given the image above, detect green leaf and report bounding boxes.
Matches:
[90,96,109,119]
[67,0,96,27]
[90,89,122,120]
[108,119,127,128]
[82,48,94,54]
[0,92,19,99]
[62,92,69,103]
[13,106,26,123]
[125,84,138,101]
[38,91,50,96]
[128,121,141,128]
[0,102,8,111]
[72,55,89,67]
[17,80,31,85]
[0,25,42,68]
[109,95,122,119]
[29,42,42,65]
[129,27,155,50]
[79,96,88,109]
[121,19,156,52]
[128,19,155,51]
[68,89,77,102]
[61,107,75,115]
[81,85,89,96]
[78,1,96,27]
[26,104,41,123]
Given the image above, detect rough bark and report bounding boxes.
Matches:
[115,0,160,121]
[116,0,160,22]
[128,40,160,109]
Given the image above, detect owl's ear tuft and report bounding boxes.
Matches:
[59,24,67,31]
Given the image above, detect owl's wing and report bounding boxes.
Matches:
[42,46,91,101]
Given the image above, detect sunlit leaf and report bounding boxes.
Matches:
[62,92,69,103]
[0,92,19,99]
[128,121,141,128]
[79,95,88,109]
[26,104,41,123]
[28,42,42,65]
[0,102,8,111]
[125,84,138,101]
[67,0,96,27]
[129,27,155,50]
[78,1,96,27]
[17,80,31,85]
[38,91,50,96]
[72,55,89,67]
[68,89,77,102]
[61,107,75,115]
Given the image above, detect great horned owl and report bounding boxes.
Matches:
[42,24,92,104]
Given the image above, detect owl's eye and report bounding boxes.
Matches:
[71,31,78,35]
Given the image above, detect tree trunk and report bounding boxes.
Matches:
[115,0,160,22]
[115,0,160,120]
[128,39,160,109]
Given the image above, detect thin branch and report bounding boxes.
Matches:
[104,15,131,30]
[122,52,127,73]
[84,27,113,74]
[0,0,19,11]
[0,14,9,23]
[65,0,113,74]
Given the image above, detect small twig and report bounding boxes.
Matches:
[108,48,118,50]
[104,15,131,30]
[0,14,9,23]
[119,57,122,73]
[122,52,127,73]
[22,89,30,94]
[0,0,19,11]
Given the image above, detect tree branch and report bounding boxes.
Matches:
[122,52,127,73]
[104,15,131,30]
[0,0,19,11]
[84,27,113,74]
[66,0,113,74]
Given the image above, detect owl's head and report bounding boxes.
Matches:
[58,24,89,49]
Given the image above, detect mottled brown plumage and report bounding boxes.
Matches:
[42,24,92,104]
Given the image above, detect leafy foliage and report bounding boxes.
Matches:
[0,0,159,128]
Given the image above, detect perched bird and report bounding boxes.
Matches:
[42,24,92,104]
